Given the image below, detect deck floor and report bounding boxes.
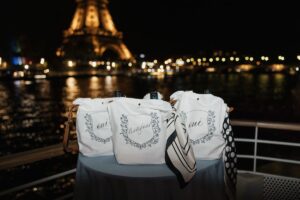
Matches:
[237,173,264,200]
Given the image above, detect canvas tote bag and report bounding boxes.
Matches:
[74,98,114,156]
[171,91,228,160]
[108,97,173,164]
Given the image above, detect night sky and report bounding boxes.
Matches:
[0,0,299,59]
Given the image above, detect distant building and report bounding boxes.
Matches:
[56,0,133,65]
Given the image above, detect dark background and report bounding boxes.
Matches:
[0,0,299,58]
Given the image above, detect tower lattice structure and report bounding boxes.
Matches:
[57,0,133,62]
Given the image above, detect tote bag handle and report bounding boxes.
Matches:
[63,105,79,153]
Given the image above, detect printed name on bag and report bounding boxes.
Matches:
[181,110,216,145]
[84,113,111,144]
[128,123,151,135]
[120,113,161,149]
[96,121,108,129]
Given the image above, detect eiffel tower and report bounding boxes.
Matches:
[57,0,133,63]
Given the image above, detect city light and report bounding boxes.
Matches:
[67,60,75,67]
[261,56,269,61]
[34,74,47,79]
[1,50,300,79]
[271,64,285,72]
[176,59,184,66]
[236,64,254,72]
[14,53,295,77]
[141,62,146,69]
[40,58,45,65]
[148,62,154,68]
[278,56,285,61]
[158,68,165,73]
[206,67,216,72]
[2,61,7,68]
[13,71,24,78]
[89,61,97,68]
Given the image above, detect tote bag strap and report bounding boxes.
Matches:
[63,105,79,153]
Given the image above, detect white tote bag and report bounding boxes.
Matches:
[171,91,228,160]
[74,98,113,157]
[108,97,173,164]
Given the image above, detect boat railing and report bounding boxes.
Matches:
[231,120,300,175]
[231,120,300,199]
[0,119,299,199]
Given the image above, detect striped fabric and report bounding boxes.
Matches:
[165,111,197,188]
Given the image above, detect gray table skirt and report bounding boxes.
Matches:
[74,153,227,200]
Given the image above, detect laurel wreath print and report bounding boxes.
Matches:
[84,113,111,144]
[120,112,160,149]
[181,110,216,145]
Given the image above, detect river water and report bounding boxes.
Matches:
[0,73,300,156]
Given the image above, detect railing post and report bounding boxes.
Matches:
[253,125,258,172]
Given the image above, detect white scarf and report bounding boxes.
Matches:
[165,111,197,187]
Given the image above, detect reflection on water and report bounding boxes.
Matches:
[65,77,79,102]
[104,75,116,93]
[89,76,100,92]
[0,73,300,155]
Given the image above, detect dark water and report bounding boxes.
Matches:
[1,73,300,156]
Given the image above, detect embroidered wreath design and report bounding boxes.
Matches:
[182,110,216,145]
[84,114,111,144]
[120,113,160,149]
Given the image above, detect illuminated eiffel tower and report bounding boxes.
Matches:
[57,0,133,63]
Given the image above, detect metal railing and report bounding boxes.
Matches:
[0,169,76,197]
[0,119,300,197]
[0,142,78,198]
[0,142,78,171]
[231,120,300,178]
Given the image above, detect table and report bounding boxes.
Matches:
[74,153,227,200]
